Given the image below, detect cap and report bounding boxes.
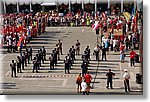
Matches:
[124,69,128,72]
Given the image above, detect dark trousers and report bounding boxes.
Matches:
[11,68,16,77]
[17,63,22,73]
[50,61,54,70]
[110,44,113,51]
[22,62,24,70]
[130,58,135,67]
[65,64,70,74]
[124,80,130,92]
[82,91,89,95]
[102,53,107,61]
[33,65,38,73]
[107,79,113,88]
[95,52,99,61]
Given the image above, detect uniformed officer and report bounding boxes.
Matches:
[75,40,81,55]
[10,60,17,77]
[85,46,90,60]
[42,46,46,61]
[29,46,32,61]
[26,48,30,64]
[40,49,44,64]
[33,57,38,73]
[20,53,25,70]
[64,56,70,74]
[23,52,27,66]
[58,40,63,55]
[81,62,88,76]
[16,56,22,73]
[53,49,58,66]
[49,53,54,70]
[82,51,88,64]
[36,54,40,70]
[71,46,76,61]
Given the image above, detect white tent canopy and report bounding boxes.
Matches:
[41,2,57,6]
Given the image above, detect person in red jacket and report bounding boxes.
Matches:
[130,49,136,67]
[84,71,92,94]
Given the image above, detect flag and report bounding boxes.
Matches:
[92,21,99,30]
[17,35,24,47]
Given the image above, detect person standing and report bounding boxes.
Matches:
[106,69,115,89]
[94,45,100,61]
[123,69,131,92]
[58,40,63,55]
[120,50,125,63]
[10,60,17,77]
[64,56,70,74]
[130,49,136,67]
[102,46,107,61]
[84,71,92,94]
[81,78,88,95]
[33,57,38,73]
[16,56,22,73]
[81,62,88,76]
[75,40,81,55]
[42,46,46,61]
[29,46,32,61]
[76,73,82,93]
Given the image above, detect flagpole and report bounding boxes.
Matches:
[30,0,32,12]
[121,0,123,14]
[17,0,19,13]
[95,0,97,18]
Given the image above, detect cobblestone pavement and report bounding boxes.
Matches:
[0,27,142,95]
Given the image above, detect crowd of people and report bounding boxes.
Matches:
[6,7,143,95]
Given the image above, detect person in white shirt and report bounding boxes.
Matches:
[123,69,131,92]
[81,79,88,95]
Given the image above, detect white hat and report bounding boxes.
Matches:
[124,69,128,72]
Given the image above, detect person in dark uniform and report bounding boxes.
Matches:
[16,56,22,73]
[53,49,57,66]
[23,52,27,67]
[20,53,24,70]
[42,46,46,61]
[26,48,30,64]
[58,40,63,55]
[29,46,32,61]
[71,46,76,61]
[10,60,17,77]
[49,53,54,70]
[85,46,90,60]
[64,56,70,74]
[82,51,88,64]
[81,62,88,76]
[36,54,40,70]
[75,40,81,55]
[40,49,44,64]
[33,57,38,73]
[102,46,107,61]
[106,69,115,89]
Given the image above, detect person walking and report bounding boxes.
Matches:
[106,69,115,89]
[76,73,82,93]
[130,49,136,67]
[123,69,131,92]
[10,60,17,77]
[81,62,88,76]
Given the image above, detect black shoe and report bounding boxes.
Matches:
[111,87,113,89]
[106,86,109,89]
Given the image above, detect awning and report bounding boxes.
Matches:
[41,3,57,6]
